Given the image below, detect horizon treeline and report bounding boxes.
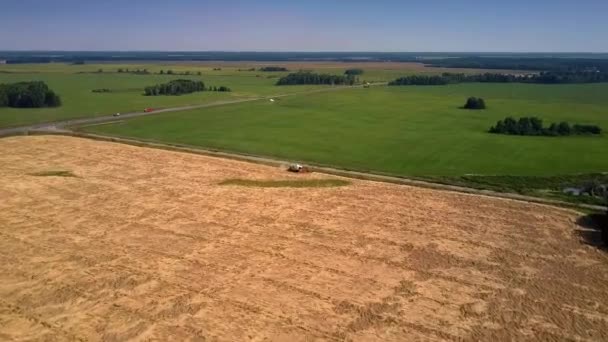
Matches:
[389,71,608,86]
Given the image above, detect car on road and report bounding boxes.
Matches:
[113,113,121,117]
[144,108,154,113]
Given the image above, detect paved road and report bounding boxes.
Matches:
[0,82,386,136]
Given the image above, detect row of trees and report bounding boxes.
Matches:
[489,117,602,136]
[0,81,61,108]
[117,68,150,74]
[390,71,608,86]
[259,66,288,72]
[463,97,486,110]
[111,68,203,76]
[388,75,449,86]
[345,69,364,76]
[159,70,202,76]
[144,80,231,96]
[276,72,356,85]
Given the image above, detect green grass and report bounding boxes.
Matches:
[29,170,77,177]
[84,82,608,204]
[0,64,328,128]
[0,61,509,128]
[219,178,350,188]
[428,174,608,205]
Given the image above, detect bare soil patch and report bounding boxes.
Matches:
[1,135,607,341]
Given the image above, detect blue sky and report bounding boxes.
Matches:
[1,0,607,52]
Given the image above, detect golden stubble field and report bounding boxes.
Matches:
[0,135,607,341]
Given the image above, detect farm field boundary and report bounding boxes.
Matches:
[12,130,605,212]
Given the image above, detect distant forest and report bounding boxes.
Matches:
[3,51,608,81]
[389,71,608,85]
[2,51,607,73]
[422,57,608,73]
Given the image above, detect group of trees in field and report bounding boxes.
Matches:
[344,69,364,76]
[276,72,356,85]
[144,79,230,96]
[463,97,486,110]
[389,71,608,86]
[0,81,61,108]
[489,117,602,136]
[144,79,204,96]
[259,66,288,72]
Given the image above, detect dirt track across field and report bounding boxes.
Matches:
[1,135,607,341]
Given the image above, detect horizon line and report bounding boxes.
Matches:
[1,50,607,54]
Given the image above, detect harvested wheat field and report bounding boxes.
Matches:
[1,135,608,341]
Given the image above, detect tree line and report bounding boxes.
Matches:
[389,71,608,86]
[276,72,356,85]
[144,79,230,96]
[0,81,61,108]
[159,70,202,76]
[447,71,608,84]
[388,75,449,86]
[423,57,608,73]
[489,117,602,137]
[105,68,203,76]
[344,69,364,75]
[259,66,288,72]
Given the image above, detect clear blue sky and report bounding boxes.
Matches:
[1,0,607,52]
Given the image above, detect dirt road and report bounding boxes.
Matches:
[1,135,607,341]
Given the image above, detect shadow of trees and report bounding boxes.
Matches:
[575,213,608,251]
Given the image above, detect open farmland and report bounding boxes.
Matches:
[1,135,607,341]
[0,68,318,128]
[0,61,519,128]
[84,82,608,203]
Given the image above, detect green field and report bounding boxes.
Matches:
[0,63,331,128]
[0,62,503,128]
[83,82,608,204]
